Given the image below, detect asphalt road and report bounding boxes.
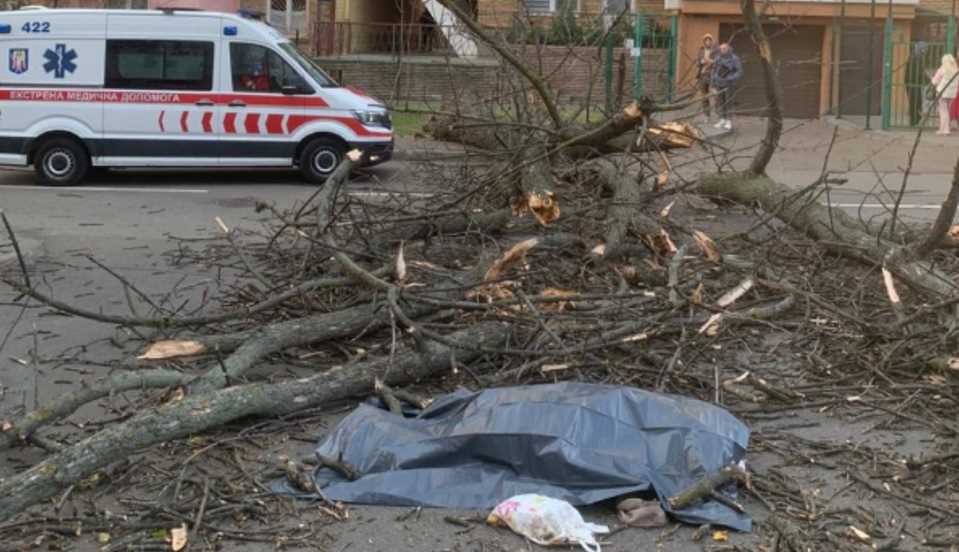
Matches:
[0,162,418,430]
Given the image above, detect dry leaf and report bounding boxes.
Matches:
[617,498,667,528]
[591,243,607,257]
[170,524,188,551]
[949,225,959,238]
[622,333,648,343]
[716,279,754,308]
[138,340,206,360]
[214,216,229,234]
[97,532,111,544]
[712,530,729,542]
[1,420,11,432]
[848,525,871,543]
[950,358,959,370]
[693,230,721,263]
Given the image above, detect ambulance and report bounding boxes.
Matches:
[0,6,393,185]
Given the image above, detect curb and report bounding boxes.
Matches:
[0,238,42,270]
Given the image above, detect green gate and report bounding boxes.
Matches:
[882,14,955,128]
[603,13,677,112]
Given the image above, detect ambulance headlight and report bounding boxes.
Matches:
[353,109,391,129]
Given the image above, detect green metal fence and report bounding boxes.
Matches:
[881,15,956,128]
[602,13,677,111]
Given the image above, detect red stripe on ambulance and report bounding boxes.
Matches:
[223,113,237,134]
[158,111,165,133]
[179,112,189,133]
[202,112,213,134]
[265,114,284,135]
[0,89,329,108]
[244,114,260,134]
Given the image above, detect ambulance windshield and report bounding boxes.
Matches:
[279,43,338,88]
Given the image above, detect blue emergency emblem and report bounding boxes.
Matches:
[43,43,77,79]
[9,49,28,74]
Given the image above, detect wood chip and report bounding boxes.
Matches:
[138,340,206,361]
[882,267,900,305]
[716,279,754,308]
[693,230,721,262]
[170,524,188,551]
[847,525,871,543]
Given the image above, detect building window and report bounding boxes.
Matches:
[524,0,578,15]
[268,0,307,35]
[106,0,148,8]
[105,40,214,90]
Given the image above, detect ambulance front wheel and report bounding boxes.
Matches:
[34,138,89,187]
[300,138,345,184]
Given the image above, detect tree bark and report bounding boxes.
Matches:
[0,323,508,521]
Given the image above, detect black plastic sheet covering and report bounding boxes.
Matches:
[308,383,751,530]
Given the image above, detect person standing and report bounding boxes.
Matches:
[710,43,743,131]
[931,54,958,135]
[696,34,717,121]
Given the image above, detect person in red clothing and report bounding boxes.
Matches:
[951,89,959,129]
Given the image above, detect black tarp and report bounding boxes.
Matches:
[299,383,751,531]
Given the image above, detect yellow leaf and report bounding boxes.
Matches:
[97,532,111,544]
[712,530,729,542]
[138,340,206,361]
[170,524,188,551]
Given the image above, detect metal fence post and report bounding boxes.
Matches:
[866,0,876,130]
[668,14,678,102]
[605,31,614,114]
[881,14,893,129]
[948,14,956,54]
[634,12,644,101]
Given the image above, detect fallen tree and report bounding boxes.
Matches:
[0,2,958,550]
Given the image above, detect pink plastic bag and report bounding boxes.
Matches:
[487,494,610,552]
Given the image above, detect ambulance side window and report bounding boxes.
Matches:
[106,40,214,91]
[230,43,310,94]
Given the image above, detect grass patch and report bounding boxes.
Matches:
[391,111,429,138]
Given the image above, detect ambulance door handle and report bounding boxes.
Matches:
[195,100,214,107]
[228,101,246,108]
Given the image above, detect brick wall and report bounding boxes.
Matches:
[315,44,671,106]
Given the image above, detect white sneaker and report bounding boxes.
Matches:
[722,120,732,130]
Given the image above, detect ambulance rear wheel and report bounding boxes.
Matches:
[34,138,89,187]
[300,138,345,184]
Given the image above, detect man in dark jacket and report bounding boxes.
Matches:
[710,43,743,130]
[696,34,716,120]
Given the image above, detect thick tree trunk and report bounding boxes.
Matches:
[700,173,957,297]
[0,323,508,521]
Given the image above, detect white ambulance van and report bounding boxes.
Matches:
[0,7,393,185]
